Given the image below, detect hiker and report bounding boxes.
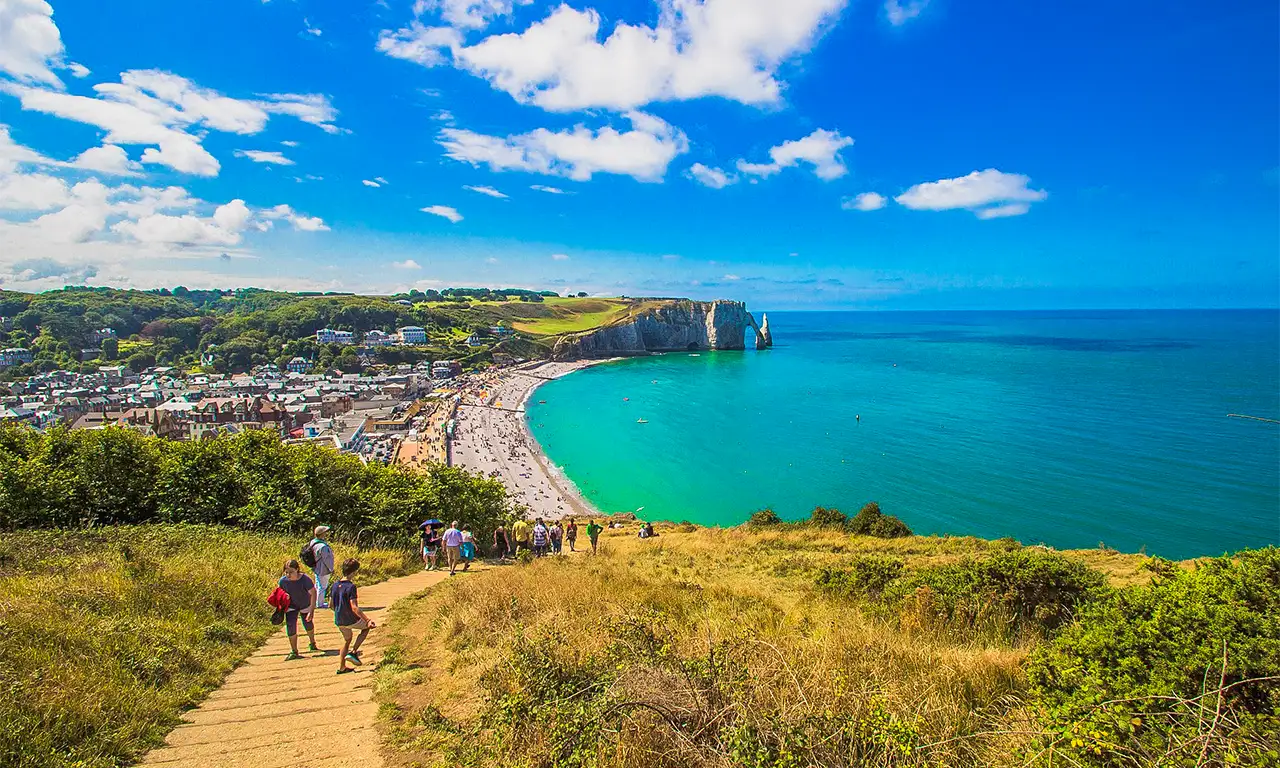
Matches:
[549,520,563,555]
[511,517,531,556]
[443,520,464,575]
[419,521,441,571]
[531,517,549,557]
[279,559,318,659]
[565,518,578,552]
[332,559,375,674]
[586,519,603,555]
[303,526,335,608]
[492,522,512,559]
[460,524,476,570]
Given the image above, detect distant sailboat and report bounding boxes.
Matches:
[636,418,648,424]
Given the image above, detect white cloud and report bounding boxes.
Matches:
[661,253,680,260]
[362,179,381,187]
[551,253,569,260]
[420,0,533,30]
[393,259,422,269]
[842,191,885,211]
[421,204,463,222]
[2,71,340,176]
[281,140,300,147]
[894,169,1047,218]
[0,171,68,210]
[484,256,498,264]
[885,0,928,26]
[530,184,564,194]
[433,109,455,122]
[235,149,295,165]
[375,176,388,184]
[723,273,741,281]
[67,61,89,78]
[0,0,66,87]
[390,0,847,112]
[376,22,460,67]
[261,203,331,231]
[303,17,323,37]
[438,111,686,182]
[686,162,736,189]
[112,212,244,247]
[463,184,507,198]
[736,129,853,181]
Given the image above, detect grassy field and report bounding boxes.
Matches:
[0,525,418,768]
[506,297,633,335]
[373,523,1168,768]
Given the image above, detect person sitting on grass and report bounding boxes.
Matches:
[332,558,376,675]
[279,558,318,660]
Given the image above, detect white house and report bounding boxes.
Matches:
[363,330,394,347]
[316,328,355,344]
[397,326,427,344]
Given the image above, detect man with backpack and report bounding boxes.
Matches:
[301,526,335,608]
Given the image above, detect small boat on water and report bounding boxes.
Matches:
[538,400,546,404]
[636,418,649,424]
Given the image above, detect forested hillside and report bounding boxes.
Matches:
[0,286,595,378]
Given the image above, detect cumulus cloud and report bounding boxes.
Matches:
[382,0,847,112]
[885,0,928,26]
[530,184,564,194]
[0,0,66,87]
[422,0,533,30]
[235,149,295,165]
[67,62,89,78]
[438,112,687,182]
[262,203,330,231]
[362,179,381,187]
[686,162,736,189]
[2,70,339,176]
[71,144,142,176]
[736,129,853,181]
[895,169,1047,218]
[422,204,463,222]
[842,191,885,211]
[393,259,422,269]
[463,184,507,198]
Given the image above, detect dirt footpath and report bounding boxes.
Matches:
[142,565,464,768]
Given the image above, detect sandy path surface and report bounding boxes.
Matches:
[451,360,612,520]
[141,566,467,768]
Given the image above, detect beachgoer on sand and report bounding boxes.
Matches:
[332,559,375,674]
[586,519,603,555]
[279,559,318,659]
[443,520,464,575]
[302,526,335,609]
[565,518,578,552]
[531,518,549,557]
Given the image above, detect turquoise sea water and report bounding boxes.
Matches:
[527,310,1280,559]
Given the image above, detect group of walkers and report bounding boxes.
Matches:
[271,516,611,675]
[270,526,376,675]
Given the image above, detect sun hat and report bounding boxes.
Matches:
[314,525,331,536]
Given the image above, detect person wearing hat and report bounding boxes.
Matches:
[308,525,336,609]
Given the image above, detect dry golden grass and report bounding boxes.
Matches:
[375,524,1157,767]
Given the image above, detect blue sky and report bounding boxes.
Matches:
[0,0,1276,309]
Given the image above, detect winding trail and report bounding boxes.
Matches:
[141,565,466,768]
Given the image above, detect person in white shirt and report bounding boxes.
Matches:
[442,520,464,576]
[307,526,335,608]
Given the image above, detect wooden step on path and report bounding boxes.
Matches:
[142,564,478,768]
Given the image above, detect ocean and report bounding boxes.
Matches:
[526,310,1280,559]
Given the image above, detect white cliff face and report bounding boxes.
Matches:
[760,313,773,348]
[552,300,768,359]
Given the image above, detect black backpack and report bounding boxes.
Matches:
[299,541,318,568]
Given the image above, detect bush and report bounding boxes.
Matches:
[884,549,1108,637]
[808,506,849,527]
[747,508,783,526]
[848,502,913,538]
[1027,547,1280,767]
[815,556,905,599]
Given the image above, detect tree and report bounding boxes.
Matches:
[100,336,118,361]
[126,351,156,372]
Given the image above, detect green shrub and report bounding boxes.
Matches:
[884,549,1108,637]
[747,508,783,526]
[808,506,849,527]
[1027,547,1280,767]
[815,556,905,599]
[848,502,913,538]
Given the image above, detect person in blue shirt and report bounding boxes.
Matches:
[331,558,376,675]
[278,559,318,660]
